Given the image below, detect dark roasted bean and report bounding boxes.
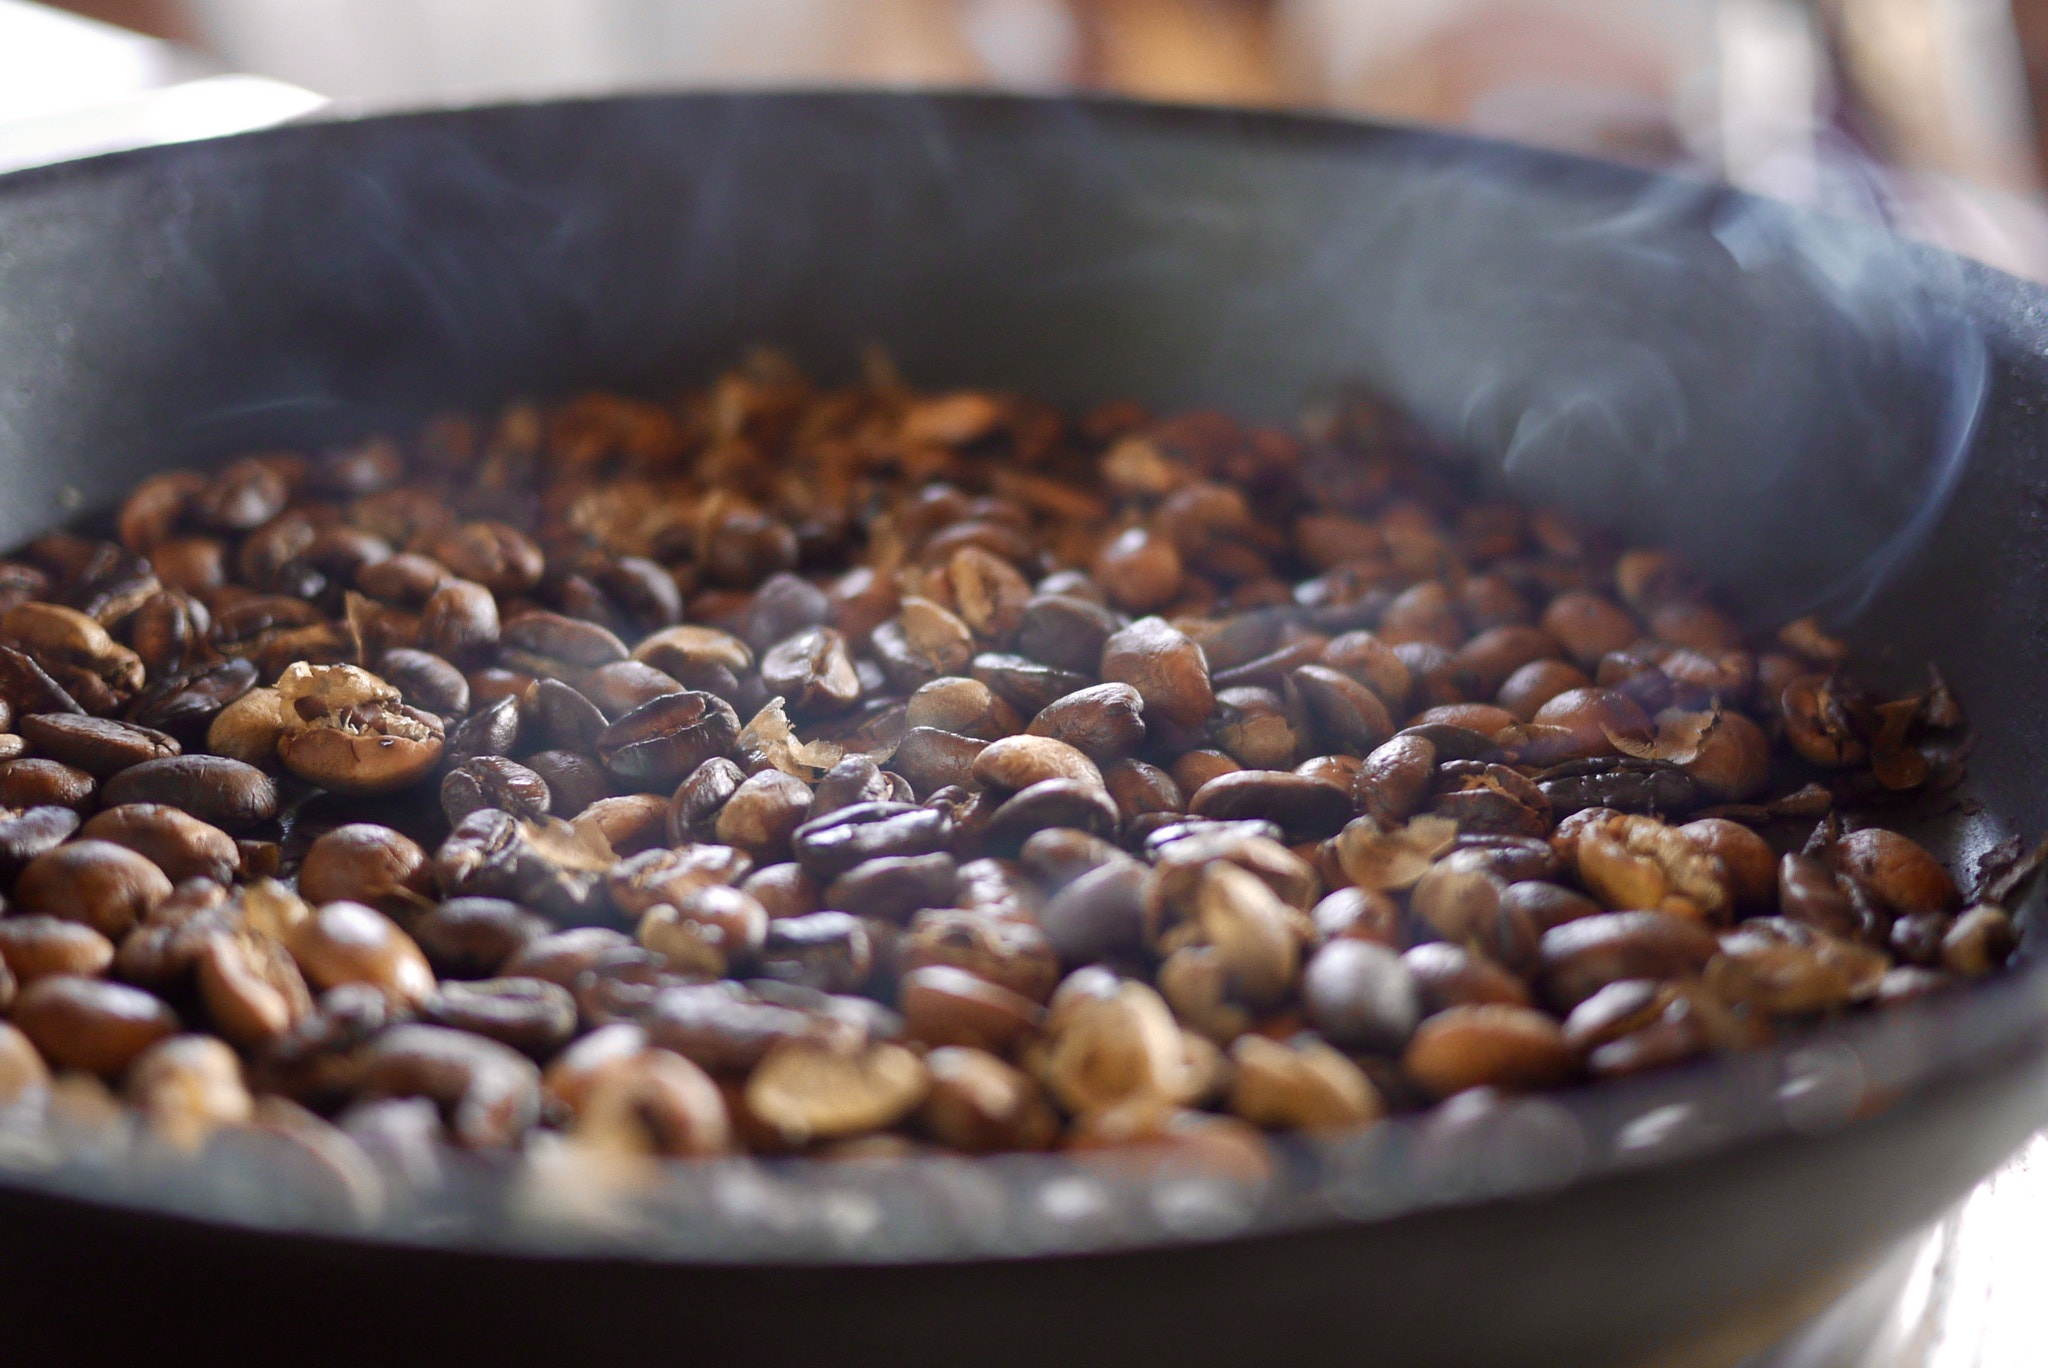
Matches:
[1189,770,1351,841]
[377,648,471,719]
[792,802,955,880]
[421,977,577,1058]
[821,853,959,924]
[759,912,875,994]
[523,749,611,819]
[102,755,279,830]
[441,756,552,825]
[596,690,740,789]
[983,779,1120,855]
[971,653,1093,717]
[411,897,552,980]
[890,727,988,797]
[20,712,179,777]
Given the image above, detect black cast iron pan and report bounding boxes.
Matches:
[0,92,2046,1367]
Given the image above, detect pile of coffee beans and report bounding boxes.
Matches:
[0,353,2018,1169]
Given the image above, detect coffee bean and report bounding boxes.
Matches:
[0,758,96,813]
[17,839,172,937]
[13,975,179,1077]
[80,804,238,885]
[0,914,115,981]
[596,690,740,788]
[1188,769,1352,842]
[410,897,551,979]
[102,755,279,830]
[792,801,954,880]
[1304,939,1419,1052]
[299,824,435,918]
[421,977,577,1058]
[19,713,179,777]
[821,853,959,925]
[441,755,552,825]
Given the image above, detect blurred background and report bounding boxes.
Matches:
[13,0,2048,280]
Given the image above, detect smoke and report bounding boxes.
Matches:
[1326,138,1988,625]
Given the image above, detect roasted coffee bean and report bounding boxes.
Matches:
[596,690,740,789]
[792,801,955,880]
[1405,1004,1576,1097]
[1016,595,1119,674]
[1209,686,1303,769]
[1290,664,1396,754]
[0,758,96,813]
[13,975,179,1077]
[524,749,609,819]
[1830,828,1961,917]
[1190,770,1352,841]
[901,964,1044,1051]
[918,1045,1058,1152]
[421,578,501,660]
[525,678,609,753]
[126,1033,254,1146]
[983,779,1120,855]
[715,769,814,862]
[411,897,551,979]
[571,1044,733,1157]
[1304,939,1420,1053]
[890,727,988,797]
[582,661,685,719]
[437,809,612,925]
[299,824,435,918]
[745,1038,930,1144]
[820,852,959,925]
[420,977,577,1058]
[285,900,437,1008]
[18,713,178,777]
[80,804,238,885]
[759,912,875,994]
[574,794,671,857]
[1943,905,2018,977]
[901,910,1062,1003]
[741,862,822,921]
[0,914,115,982]
[274,663,446,796]
[1026,682,1147,762]
[1311,885,1404,948]
[1536,757,1699,819]
[17,839,173,937]
[973,734,1104,792]
[351,1023,542,1149]
[377,648,470,719]
[641,981,819,1073]
[102,755,279,830]
[606,845,752,921]
[441,756,552,825]
[971,652,1093,716]
[125,657,256,744]
[1538,911,1721,1011]
[668,756,746,844]
[443,695,521,767]
[760,627,861,715]
[1404,942,1533,1011]
[0,804,80,878]
[1038,859,1148,966]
